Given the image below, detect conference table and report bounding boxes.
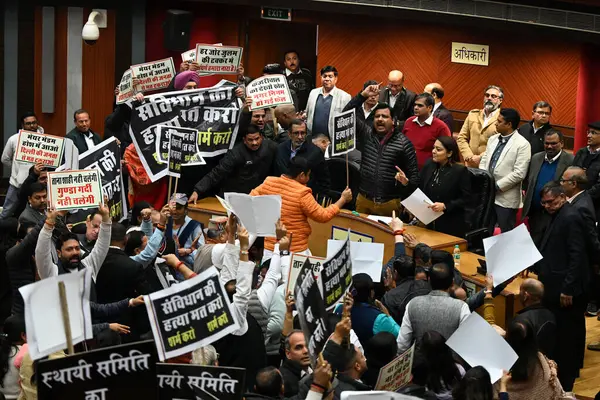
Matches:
[188,198,523,328]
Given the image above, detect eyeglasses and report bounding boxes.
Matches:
[535,110,551,116]
[484,93,500,99]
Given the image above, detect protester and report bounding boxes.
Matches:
[419,330,465,399]
[0,315,25,400]
[453,366,510,400]
[361,332,398,388]
[18,182,47,226]
[280,330,311,397]
[171,193,205,267]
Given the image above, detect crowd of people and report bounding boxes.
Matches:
[0,48,598,400]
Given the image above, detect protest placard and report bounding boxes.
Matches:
[157,363,245,400]
[332,109,356,156]
[320,238,352,310]
[145,266,240,361]
[182,48,197,63]
[79,137,127,221]
[47,169,103,211]
[195,44,243,74]
[294,258,330,367]
[131,57,176,93]
[19,268,92,361]
[224,192,282,237]
[287,253,325,294]
[14,130,65,168]
[374,344,415,391]
[116,68,134,104]
[156,125,205,166]
[246,74,294,110]
[128,82,239,182]
[167,131,185,179]
[37,340,157,400]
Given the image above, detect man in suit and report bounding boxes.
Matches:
[560,166,600,320]
[573,121,600,219]
[274,119,330,199]
[379,70,416,130]
[283,50,314,112]
[518,101,553,156]
[343,80,381,154]
[424,83,454,133]
[457,85,503,167]
[95,223,151,341]
[305,65,351,139]
[479,108,531,232]
[65,109,102,154]
[522,129,573,245]
[536,182,588,391]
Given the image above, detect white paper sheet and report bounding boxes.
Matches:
[483,224,543,287]
[327,240,384,282]
[446,312,518,383]
[19,268,93,361]
[341,391,416,400]
[367,215,393,225]
[224,192,282,237]
[400,188,443,225]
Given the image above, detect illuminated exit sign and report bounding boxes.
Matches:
[261,6,292,21]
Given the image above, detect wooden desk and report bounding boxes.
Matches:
[188,198,467,261]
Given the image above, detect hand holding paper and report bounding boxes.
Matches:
[401,188,443,225]
[224,192,282,237]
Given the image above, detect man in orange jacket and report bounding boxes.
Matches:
[251,156,352,259]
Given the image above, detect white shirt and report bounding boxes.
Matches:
[82,131,96,151]
[545,150,562,164]
[362,102,375,119]
[483,108,499,128]
[412,114,434,127]
[389,92,400,108]
[433,102,442,113]
[568,190,584,203]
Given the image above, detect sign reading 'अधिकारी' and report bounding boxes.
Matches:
[195,44,243,75]
[131,57,176,93]
[14,130,65,168]
[128,82,239,182]
[145,266,240,361]
[451,42,489,66]
[246,74,294,111]
[47,169,103,211]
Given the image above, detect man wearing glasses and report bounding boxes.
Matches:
[1,112,45,218]
[519,101,554,155]
[457,85,503,167]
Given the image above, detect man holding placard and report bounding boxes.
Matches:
[1,112,46,218]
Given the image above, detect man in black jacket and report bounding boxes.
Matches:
[513,279,556,359]
[424,83,454,133]
[379,70,416,130]
[518,101,553,156]
[95,223,151,341]
[284,50,314,112]
[280,330,311,397]
[350,85,419,216]
[573,121,600,218]
[188,125,278,203]
[273,119,330,199]
[536,182,588,391]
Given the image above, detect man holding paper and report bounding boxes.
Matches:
[251,156,352,256]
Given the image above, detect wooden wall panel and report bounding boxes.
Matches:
[315,15,580,127]
[82,8,116,137]
[34,6,68,137]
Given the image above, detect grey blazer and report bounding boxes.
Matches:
[522,150,574,217]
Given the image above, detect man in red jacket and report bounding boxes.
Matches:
[403,93,451,169]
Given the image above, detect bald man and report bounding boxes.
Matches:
[379,70,416,129]
[424,83,454,133]
[513,279,556,358]
[273,104,298,144]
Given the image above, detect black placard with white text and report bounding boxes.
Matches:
[157,363,245,400]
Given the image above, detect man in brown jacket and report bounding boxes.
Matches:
[457,85,503,167]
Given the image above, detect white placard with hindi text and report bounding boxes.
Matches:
[446,312,517,383]
[14,130,65,168]
[131,57,176,93]
[195,44,243,75]
[483,224,543,287]
[246,74,294,111]
[47,169,103,211]
[287,254,325,294]
[401,188,443,226]
[19,268,93,361]
[224,193,282,237]
[327,240,384,283]
[116,68,134,104]
[374,344,415,391]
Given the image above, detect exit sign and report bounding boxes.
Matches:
[261,6,292,21]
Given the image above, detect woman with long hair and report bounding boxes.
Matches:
[419,330,465,399]
[497,320,572,400]
[0,315,26,399]
[453,366,514,400]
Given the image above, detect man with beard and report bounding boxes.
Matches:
[457,85,503,167]
[188,124,278,202]
[284,50,313,111]
[77,210,103,257]
[35,202,111,281]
